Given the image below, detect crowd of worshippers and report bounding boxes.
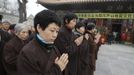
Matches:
[0,10,103,75]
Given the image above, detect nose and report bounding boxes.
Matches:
[24,32,29,37]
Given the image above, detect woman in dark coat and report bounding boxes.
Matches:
[85,23,98,75]
[55,13,83,75]
[2,23,30,75]
[74,22,93,75]
[17,10,69,75]
[0,22,11,51]
[0,22,11,75]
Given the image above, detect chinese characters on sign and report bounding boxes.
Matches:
[75,13,134,19]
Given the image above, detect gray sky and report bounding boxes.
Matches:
[27,0,47,17]
[9,0,47,17]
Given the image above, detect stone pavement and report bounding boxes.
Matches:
[95,44,134,75]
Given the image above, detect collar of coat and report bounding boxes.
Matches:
[74,30,83,36]
[35,35,54,51]
[63,25,72,32]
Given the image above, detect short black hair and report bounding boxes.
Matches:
[75,22,85,30]
[34,10,61,33]
[86,22,95,30]
[63,13,78,25]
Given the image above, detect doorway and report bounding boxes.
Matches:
[112,23,122,43]
[112,23,122,33]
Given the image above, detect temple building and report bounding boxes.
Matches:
[37,0,134,44]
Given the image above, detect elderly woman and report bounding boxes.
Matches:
[2,23,30,75]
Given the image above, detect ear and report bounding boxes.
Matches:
[65,19,68,24]
[37,24,41,32]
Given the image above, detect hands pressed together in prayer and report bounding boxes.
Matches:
[55,53,69,71]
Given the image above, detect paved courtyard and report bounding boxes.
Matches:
[95,44,134,75]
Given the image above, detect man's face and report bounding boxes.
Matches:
[3,23,10,31]
[37,23,60,44]
[66,19,77,30]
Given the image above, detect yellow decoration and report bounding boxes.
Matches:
[75,13,134,19]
